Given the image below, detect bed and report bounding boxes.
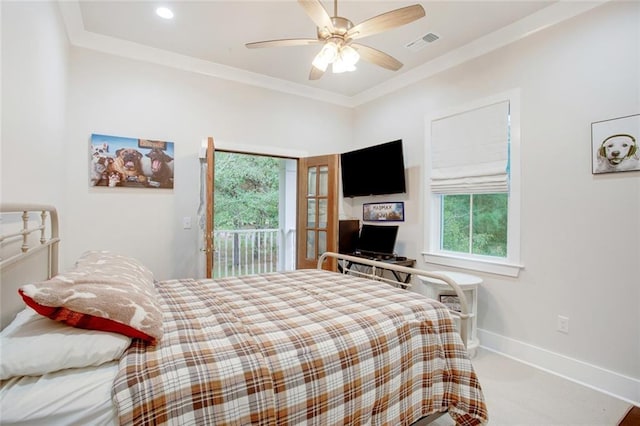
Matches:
[0,204,488,425]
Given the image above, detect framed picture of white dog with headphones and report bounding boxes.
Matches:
[592,114,640,174]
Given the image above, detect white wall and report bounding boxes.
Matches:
[2,2,353,280]
[62,49,353,280]
[1,1,69,206]
[353,1,639,391]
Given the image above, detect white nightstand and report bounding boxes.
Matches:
[417,271,482,358]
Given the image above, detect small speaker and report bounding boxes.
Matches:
[339,220,360,254]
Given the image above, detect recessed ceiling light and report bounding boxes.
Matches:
[156,7,174,20]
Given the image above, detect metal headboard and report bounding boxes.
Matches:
[0,203,60,328]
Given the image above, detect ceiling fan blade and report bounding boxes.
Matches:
[353,43,403,71]
[309,65,325,80]
[245,38,321,49]
[346,4,425,40]
[297,0,334,33]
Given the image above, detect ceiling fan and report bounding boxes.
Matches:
[245,0,426,80]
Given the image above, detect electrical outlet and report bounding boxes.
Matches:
[557,315,569,334]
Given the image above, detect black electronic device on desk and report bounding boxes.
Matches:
[339,224,416,284]
[355,224,398,258]
[338,219,360,255]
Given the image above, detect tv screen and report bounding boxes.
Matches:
[340,140,406,197]
[356,224,399,256]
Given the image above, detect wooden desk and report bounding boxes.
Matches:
[339,255,416,284]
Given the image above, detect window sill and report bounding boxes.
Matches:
[421,252,523,277]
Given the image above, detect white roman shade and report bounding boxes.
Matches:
[430,100,510,194]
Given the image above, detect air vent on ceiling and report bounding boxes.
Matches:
[405,32,440,52]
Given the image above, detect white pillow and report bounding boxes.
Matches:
[0,307,131,380]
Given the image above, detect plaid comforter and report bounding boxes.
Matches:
[112,269,488,425]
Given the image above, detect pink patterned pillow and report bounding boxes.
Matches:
[19,251,163,344]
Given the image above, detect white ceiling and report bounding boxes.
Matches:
[60,1,605,106]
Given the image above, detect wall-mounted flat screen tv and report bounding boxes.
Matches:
[340,139,407,197]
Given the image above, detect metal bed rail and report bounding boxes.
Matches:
[0,203,60,278]
[318,251,471,348]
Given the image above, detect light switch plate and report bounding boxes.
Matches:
[183,216,192,229]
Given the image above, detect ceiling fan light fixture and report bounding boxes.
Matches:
[340,45,360,67]
[312,41,339,71]
[331,60,345,73]
[312,54,329,71]
[331,45,359,74]
[246,0,426,80]
[332,57,356,74]
[155,6,174,19]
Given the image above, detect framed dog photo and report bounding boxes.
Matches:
[591,114,640,174]
[363,202,404,222]
[439,294,462,312]
[90,133,175,189]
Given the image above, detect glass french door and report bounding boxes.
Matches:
[205,141,299,278]
[296,155,339,270]
[204,137,215,278]
[205,142,339,275]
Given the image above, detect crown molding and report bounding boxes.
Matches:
[351,0,608,106]
[58,1,608,109]
[57,1,354,107]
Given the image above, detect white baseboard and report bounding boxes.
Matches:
[478,328,640,405]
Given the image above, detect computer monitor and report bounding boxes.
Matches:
[356,224,399,256]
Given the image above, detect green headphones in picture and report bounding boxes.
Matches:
[599,134,638,158]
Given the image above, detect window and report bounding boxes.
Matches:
[442,193,508,256]
[424,90,523,277]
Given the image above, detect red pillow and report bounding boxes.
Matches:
[20,293,156,343]
[18,251,163,344]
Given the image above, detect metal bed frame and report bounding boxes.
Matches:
[0,205,473,348]
[0,204,60,328]
[318,251,472,348]
[0,205,473,425]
